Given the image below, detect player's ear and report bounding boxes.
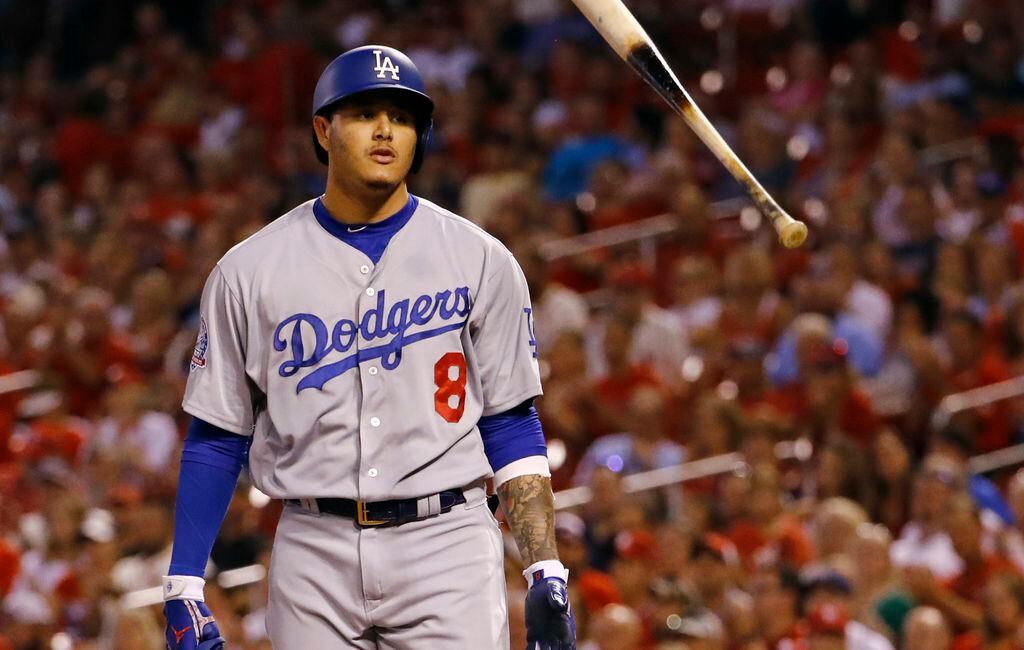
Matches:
[313,115,332,153]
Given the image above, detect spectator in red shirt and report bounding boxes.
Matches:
[806,602,849,650]
[940,309,1012,452]
[798,339,881,447]
[590,315,663,434]
[653,183,735,303]
[718,245,788,346]
[725,464,815,570]
[53,287,137,417]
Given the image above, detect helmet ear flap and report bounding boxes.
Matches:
[410,119,432,174]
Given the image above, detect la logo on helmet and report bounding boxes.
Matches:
[373,50,400,80]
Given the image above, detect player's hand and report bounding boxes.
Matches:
[524,576,576,650]
[164,599,225,650]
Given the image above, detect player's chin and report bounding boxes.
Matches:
[362,169,407,192]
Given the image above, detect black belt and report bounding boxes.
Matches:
[287,489,466,527]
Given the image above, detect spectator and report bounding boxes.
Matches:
[580,603,643,650]
[890,455,965,581]
[91,382,179,477]
[813,498,869,564]
[889,181,942,293]
[929,421,1015,525]
[516,241,589,355]
[867,428,913,533]
[535,330,592,487]
[826,242,893,341]
[811,441,872,504]
[982,572,1024,650]
[724,465,814,570]
[802,569,895,650]
[690,533,744,629]
[938,309,1012,452]
[905,494,1017,632]
[1003,469,1024,574]
[748,566,805,649]
[542,94,641,201]
[573,386,686,487]
[586,263,685,384]
[4,2,1024,646]
[849,523,910,643]
[554,511,619,625]
[609,529,657,613]
[589,315,663,433]
[902,606,953,650]
[665,255,722,341]
[718,246,787,347]
[806,602,849,650]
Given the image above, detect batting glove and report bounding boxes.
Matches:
[162,576,225,650]
[523,560,576,650]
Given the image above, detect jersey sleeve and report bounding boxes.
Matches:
[182,265,255,435]
[469,249,543,416]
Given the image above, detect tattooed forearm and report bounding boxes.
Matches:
[497,474,559,566]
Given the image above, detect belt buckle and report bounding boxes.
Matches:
[356,500,389,527]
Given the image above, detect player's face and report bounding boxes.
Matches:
[317,95,418,195]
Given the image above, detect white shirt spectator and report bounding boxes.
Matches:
[669,296,722,340]
[586,306,686,382]
[407,45,479,93]
[845,279,893,341]
[94,411,179,473]
[847,620,896,650]
[871,185,910,248]
[512,0,561,22]
[532,283,589,353]
[890,522,963,581]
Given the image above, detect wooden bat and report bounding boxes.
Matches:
[569,0,809,248]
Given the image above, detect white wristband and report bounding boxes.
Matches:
[162,575,206,602]
[522,560,569,587]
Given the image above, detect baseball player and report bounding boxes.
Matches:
[162,45,576,649]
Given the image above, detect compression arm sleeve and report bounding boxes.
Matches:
[167,417,250,577]
[478,400,549,487]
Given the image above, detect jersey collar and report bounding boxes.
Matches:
[312,193,418,264]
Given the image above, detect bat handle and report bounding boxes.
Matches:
[768,206,808,249]
[749,185,808,249]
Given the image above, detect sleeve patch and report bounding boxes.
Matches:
[190,317,209,371]
[524,307,538,359]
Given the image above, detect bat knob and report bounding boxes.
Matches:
[779,220,808,249]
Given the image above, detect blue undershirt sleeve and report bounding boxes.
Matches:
[168,417,250,577]
[477,400,547,473]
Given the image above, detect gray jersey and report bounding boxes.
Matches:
[182,196,542,501]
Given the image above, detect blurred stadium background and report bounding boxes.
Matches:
[4,0,1024,648]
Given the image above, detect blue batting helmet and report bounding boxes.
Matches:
[311,45,434,172]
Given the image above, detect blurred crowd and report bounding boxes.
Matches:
[3,0,1024,647]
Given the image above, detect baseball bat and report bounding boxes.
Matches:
[569,0,808,248]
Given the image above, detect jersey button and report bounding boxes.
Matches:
[360,265,370,275]
[368,367,379,376]
[368,468,379,477]
[366,287,376,297]
[370,417,381,427]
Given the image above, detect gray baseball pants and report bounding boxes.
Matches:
[266,482,510,648]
